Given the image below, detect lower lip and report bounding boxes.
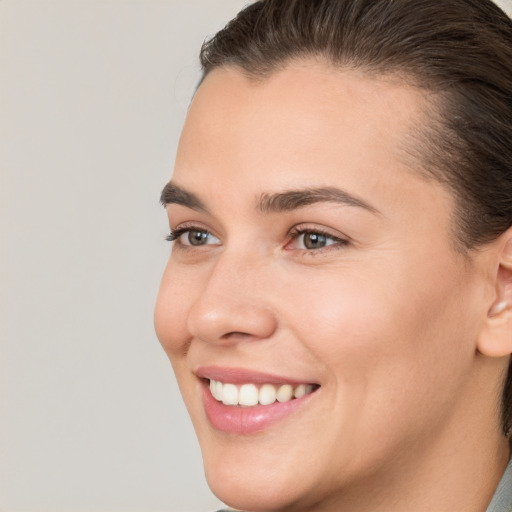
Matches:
[201,380,317,435]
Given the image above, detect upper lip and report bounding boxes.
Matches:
[196,366,319,386]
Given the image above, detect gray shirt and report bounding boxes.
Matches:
[487,457,512,512]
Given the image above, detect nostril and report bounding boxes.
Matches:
[220,331,256,340]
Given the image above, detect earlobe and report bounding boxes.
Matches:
[488,300,508,317]
[478,234,512,358]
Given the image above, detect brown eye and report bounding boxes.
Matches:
[291,229,347,251]
[187,229,209,246]
[167,227,220,247]
[178,228,220,247]
[303,232,328,249]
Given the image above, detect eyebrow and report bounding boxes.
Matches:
[257,187,380,215]
[160,182,208,212]
[160,182,380,215]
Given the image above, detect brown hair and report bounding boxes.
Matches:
[199,0,512,436]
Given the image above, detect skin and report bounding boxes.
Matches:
[154,61,511,512]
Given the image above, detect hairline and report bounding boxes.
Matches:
[197,58,474,255]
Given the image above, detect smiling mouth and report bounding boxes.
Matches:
[208,379,320,407]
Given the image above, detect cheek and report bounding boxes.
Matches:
[154,261,197,358]
[275,260,479,475]
[283,272,403,380]
[282,257,476,411]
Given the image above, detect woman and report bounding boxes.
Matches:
[155,1,512,510]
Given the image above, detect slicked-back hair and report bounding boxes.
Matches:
[198,0,512,437]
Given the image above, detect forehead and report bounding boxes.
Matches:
[176,61,430,190]
[171,60,458,242]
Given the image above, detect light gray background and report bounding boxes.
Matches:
[0,1,246,511]
[1,1,512,511]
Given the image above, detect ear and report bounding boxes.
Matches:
[477,230,512,358]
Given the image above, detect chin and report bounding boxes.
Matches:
[197,430,327,512]
[205,461,303,512]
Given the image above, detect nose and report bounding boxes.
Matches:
[187,253,278,345]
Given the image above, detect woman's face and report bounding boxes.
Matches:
[155,62,490,510]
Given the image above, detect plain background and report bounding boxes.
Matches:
[1,1,512,511]
[0,1,245,511]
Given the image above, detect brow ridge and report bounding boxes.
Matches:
[160,183,379,216]
[257,187,379,214]
[160,182,207,212]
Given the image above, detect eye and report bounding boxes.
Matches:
[297,231,332,250]
[288,228,348,251]
[167,227,220,247]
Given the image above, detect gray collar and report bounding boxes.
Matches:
[486,457,512,512]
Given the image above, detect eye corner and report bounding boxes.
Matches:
[165,231,176,243]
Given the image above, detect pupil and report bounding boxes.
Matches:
[305,232,326,249]
[188,230,208,245]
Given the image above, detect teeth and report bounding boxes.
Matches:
[239,384,259,406]
[259,384,276,405]
[293,384,313,398]
[208,379,317,407]
[293,384,307,398]
[276,384,293,402]
[214,380,223,400]
[221,383,239,405]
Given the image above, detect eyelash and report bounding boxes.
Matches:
[287,227,349,251]
[165,227,193,243]
[166,226,350,252]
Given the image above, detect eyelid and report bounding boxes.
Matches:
[288,223,350,240]
[167,220,214,238]
[166,222,221,247]
[286,224,351,251]
[165,221,350,253]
